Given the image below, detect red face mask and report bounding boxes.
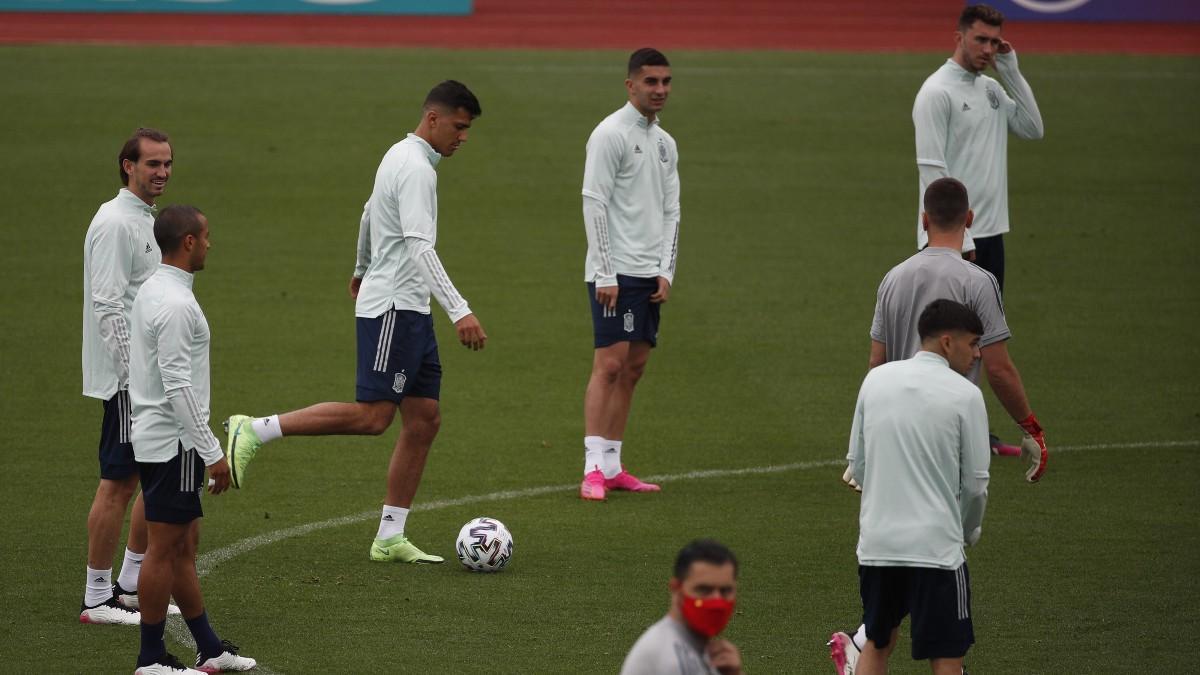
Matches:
[679,593,736,638]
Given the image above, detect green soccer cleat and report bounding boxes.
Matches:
[223,414,262,489]
[369,534,445,564]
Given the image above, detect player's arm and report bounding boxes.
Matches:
[89,223,135,388]
[847,380,868,488]
[960,389,990,545]
[582,127,623,308]
[653,137,681,303]
[351,200,371,298]
[868,340,886,369]
[396,168,485,350]
[155,303,228,493]
[913,86,975,253]
[979,340,1032,422]
[993,47,1045,140]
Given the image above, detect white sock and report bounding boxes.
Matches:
[115,548,144,592]
[601,440,622,479]
[853,624,867,651]
[376,505,409,540]
[85,567,112,607]
[251,415,282,443]
[584,436,607,475]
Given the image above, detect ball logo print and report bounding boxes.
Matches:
[455,517,514,572]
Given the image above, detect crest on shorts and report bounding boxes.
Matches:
[623,310,635,333]
[392,371,407,394]
[986,87,1000,110]
[657,138,668,163]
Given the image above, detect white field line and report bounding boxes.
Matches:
[166,438,1198,669]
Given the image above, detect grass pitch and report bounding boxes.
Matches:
[1,46,1197,672]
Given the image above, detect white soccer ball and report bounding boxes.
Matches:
[455,517,514,573]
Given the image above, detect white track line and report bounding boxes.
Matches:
[166,438,1198,670]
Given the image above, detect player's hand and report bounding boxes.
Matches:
[206,457,232,495]
[1017,413,1048,482]
[595,284,618,311]
[706,639,743,675]
[455,314,487,351]
[998,39,1013,55]
[649,276,671,304]
[349,276,363,299]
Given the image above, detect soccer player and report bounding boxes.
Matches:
[621,540,743,675]
[579,47,681,501]
[129,205,255,674]
[223,81,488,564]
[80,127,178,624]
[913,3,1043,290]
[843,299,991,675]
[829,178,1046,675]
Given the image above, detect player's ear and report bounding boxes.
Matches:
[964,209,974,229]
[921,211,930,232]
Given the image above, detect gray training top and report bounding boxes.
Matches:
[620,616,718,675]
[870,247,1009,383]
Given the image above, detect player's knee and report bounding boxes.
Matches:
[360,403,397,435]
[622,360,648,383]
[592,356,623,383]
[97,475,139,504]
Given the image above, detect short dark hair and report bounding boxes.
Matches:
[918,299,984,341]
[423,80,482,118]
[118,127,170,186]
[154,204,205,254]
[673,539,738,580]
[923,177,970,229]
[628,47,670,76]
[959,4,1004,31]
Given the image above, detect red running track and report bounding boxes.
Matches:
[1,0,1197,54]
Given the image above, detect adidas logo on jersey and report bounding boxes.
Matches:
[634,145,643,153]
[145,243,152,253]
[962,102,971,111]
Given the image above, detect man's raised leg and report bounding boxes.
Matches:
[225,400,397,488]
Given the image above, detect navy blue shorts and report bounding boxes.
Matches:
[139,443,205,524]
[356,309,441,403]
[859,563,974,660]
[98,391,137,480]
[587,275,661,348]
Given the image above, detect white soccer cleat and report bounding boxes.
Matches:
[135,652,205,674]
[79,598,140,625]
[195,640,257,673]
[115,584,181,615]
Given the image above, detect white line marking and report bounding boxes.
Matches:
[166,438,1197,671]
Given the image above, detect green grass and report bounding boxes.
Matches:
[1,45,1198,672]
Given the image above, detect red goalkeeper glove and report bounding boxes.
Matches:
[1017,413,1048,483]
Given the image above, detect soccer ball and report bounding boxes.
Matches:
[455,517,514,573]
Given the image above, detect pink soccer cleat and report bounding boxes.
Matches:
[604,466,660,493]
[580,470,607,501]
[827,630,860,675]
[990,433,1022,457]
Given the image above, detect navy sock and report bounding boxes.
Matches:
[137,620,167,667]
[185,610,223,661]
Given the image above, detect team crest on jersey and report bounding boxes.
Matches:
[144,243,153,253]
[623,311,635,333]
[657,139,668,163]
[986,88,1000,110]
[392,372,407,394]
